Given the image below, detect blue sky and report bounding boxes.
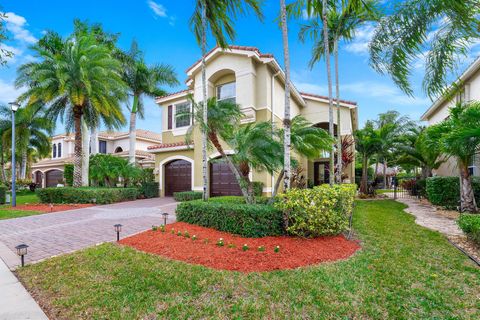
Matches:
[1,0,478,134]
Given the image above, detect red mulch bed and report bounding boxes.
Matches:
[120,222,361,272]
[6,204,94,213]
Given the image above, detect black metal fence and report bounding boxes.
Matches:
[392,178,422,200]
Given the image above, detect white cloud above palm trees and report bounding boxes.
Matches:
[3,12,37,44]
[146,1,175,25]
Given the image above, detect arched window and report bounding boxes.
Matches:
[52,144,57,158]
[57,143,62,158]
[114,146,123,153]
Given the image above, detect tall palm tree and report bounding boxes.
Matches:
[123,40,179,164]
[424,102,480,213]
[190,0,263,200]
[16,29,127,187]
[299,0,380,183]
[0,103,53,180]
[369,0,480,99]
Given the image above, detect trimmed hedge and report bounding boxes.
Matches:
[36,187,138,204]
[173,191,203,202]
[139,182,159,198]
[176,200,284,237]
[426,177,480,209]
[209,195,270,205]
[275,184,356,237]
[458,214,480,245]
[64,164,74,186]
[0,185,6,204]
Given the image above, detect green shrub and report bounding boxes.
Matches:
[173,191,203,202]
[252,181,264,197]
[275,184,356,237]
[36,187,138,204]
[208,195,270,204]
[426,177,480,209]
[0,185,6,204]
[64,164,74,186]
[139,182,159,198]
[457,214,480,245]
[416,179,427,198]
[176,200,284,237]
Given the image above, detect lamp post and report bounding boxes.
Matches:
[15,244,28,267]
[114,224,122,242]
[9,102,20,207]
[162,212,169,226]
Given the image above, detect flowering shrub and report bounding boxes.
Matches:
[160,226,166,232]
[275,184,356,237]
[151,225,158,231]
[242,244,249,251]
[177,231,182,236]
[258,246,265,252]
[274,246,280,253]
[217,238,224,247]
[192,235,197,241]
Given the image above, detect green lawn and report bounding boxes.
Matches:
[0,190,41,220]
[17,200,480,319]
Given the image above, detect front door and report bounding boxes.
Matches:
[313,161,329,186]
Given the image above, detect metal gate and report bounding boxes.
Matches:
[392,178,422,200]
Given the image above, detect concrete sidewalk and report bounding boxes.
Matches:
[0,257,48,320]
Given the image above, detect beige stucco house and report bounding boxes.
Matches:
[148,45,358,197]
[31,129,161,187]
[421,57,480,177]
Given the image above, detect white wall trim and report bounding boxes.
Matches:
[158,155,195,193]
[208,150,235,160]
[149,144,193,154]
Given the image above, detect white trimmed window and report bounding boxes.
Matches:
[174,102,192,129]
[217,82,236,104]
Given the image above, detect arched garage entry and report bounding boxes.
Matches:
[209,158,242,197]
[45,169,63,187]
[164,159,192,196]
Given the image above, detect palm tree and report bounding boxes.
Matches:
[122,40,179,164]
[16,28,127,187]
[0,103,53,180]
[424,102,480,213]
[354,121,381,195]
[190,0,263,200]
[298,0,380,183]
[369,0,480,98]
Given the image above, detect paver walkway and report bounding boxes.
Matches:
[389,196,463,236]
[0,197,177,268]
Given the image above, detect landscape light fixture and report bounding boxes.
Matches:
[162,212,169,226]
[8,102,20,207]
[15,244,28,267]
[114,224,122,242]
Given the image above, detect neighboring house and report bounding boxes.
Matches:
[421,56,480,177]
[31,129,162,187]
[148,45,358,197]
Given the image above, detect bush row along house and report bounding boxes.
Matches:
[148,45,359,197]
[421,56,480,177]
[31,129,161,187]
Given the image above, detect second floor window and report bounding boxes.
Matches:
[99,140,107,154]
[175,102,191,128]
[52,144,57,158]
[217,82,236,104]
[57,143,62,158]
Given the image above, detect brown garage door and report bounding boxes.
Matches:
[165,160,192,196]
[210,160,242,197]
[45,170,63,187]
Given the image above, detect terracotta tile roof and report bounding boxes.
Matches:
[300,92,357,106]
[53,129,162,142]
[156,89,191,100]
[115,150,155,159]
[186,45,274,73]
[147,141,191,151]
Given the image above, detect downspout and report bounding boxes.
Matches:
[271,71,281,196]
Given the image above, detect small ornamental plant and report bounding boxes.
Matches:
[227,243,236,249]
[160,225,166,233]
[170,228,175,234]
[203,238,210,244]
[258,246,265,252]
[177,231,182,237]
[184,231,190,238]
[217,238,224,247]
[242,244,249,251]
[274,246,280,253]
[192,235,197,241]
[151,225,158,231]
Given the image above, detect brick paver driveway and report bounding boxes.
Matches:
[0,197,177,268]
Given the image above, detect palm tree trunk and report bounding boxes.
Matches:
[73,107,83,188]
[269,169,285,204]
[322,0,334,186]
[81,116,90,187]
[383,159,387,188]
[20,150,27,180]
[374,160,379,181]
[334,39,342,184]
[91,127,98,154]
[360,154,368,194]
[459,161,477,213]
[0,145,5,183]
[201,1,209,201]
[129,95,138,164]
[280,0,291,191]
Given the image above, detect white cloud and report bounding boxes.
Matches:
[344,23,376,55]
[147,1,167,18]
[0,79,25,105]
[3,12,37,44]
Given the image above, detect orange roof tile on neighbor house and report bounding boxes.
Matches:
[300,92,357,106]
[147,141,192,151]
[156,89,191,100]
